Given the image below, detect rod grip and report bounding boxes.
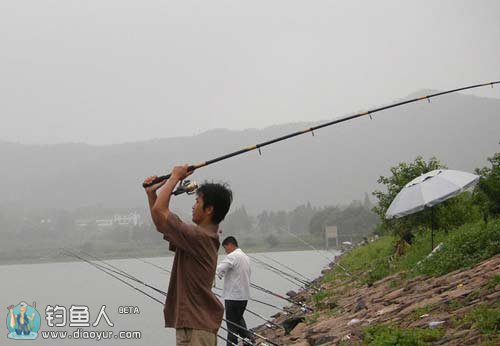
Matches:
[142,165,196,188]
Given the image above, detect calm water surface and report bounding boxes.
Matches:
[2,250,338,345]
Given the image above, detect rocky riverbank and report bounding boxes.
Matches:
[254,255,499,345]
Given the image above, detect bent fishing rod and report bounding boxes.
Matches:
[62,250,280,346]
[143,81,499,188]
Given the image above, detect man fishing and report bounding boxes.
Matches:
[144,165,233,346]
[217,236,253,346]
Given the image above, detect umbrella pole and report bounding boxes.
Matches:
[431,207,435,251]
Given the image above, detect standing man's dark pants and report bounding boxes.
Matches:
[225,300,253,346]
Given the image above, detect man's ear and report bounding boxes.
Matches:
[204,205,214,216]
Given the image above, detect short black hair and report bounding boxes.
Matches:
[222,236,238,248]
[196,182,233,224]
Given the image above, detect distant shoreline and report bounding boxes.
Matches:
[0,244,339,266]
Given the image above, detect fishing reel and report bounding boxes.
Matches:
[173,179,198,196]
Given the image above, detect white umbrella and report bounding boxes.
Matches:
[385,169,480,249]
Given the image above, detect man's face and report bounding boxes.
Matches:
[223,244,236,254]
[192,193,212,225]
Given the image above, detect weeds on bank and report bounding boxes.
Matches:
[323,219,500,290]
[362,324,443,345]
[463,303,500,335]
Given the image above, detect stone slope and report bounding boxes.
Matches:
[255,255,499,345]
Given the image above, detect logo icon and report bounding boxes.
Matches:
[6,301,41,340]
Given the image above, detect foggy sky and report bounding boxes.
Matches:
[1,0,499,145]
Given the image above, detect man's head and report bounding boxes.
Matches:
[222,236,238,254]
[19,302,28,313]
[191,182,233,226]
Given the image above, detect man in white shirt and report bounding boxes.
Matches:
[216,236,252,346]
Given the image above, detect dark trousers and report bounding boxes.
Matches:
[225,300,252,346]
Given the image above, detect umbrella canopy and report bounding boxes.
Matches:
[386,169,480,219]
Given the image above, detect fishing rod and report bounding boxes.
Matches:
[249,254,311,288]
[143,81,499,188]
[259,253,312,283]
[250,282,312,312]
[66,250,281,345]
[131,257,286,313]
[61,249,163,304]
[282,229,352,276]
[63,251,273,346]
[134,256,171,274]
[81,250,293,318]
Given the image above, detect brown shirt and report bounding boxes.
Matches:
[160,212,224,334]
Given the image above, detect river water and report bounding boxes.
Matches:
[1,250,338,345]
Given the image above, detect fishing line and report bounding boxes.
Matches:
[249,255,311,287]
[63,250,280,345]
[283,229,352,276]
[260,253,312,283]
[130,257,286,312]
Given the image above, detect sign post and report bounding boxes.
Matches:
[325,226,338,250]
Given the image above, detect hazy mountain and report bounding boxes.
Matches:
[1,90,499,214]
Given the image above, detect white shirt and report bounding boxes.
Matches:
[216,248,251,301]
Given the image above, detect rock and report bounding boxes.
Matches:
[354,297,367,312]
[282,316,306,335]
[252,253,500,346]
[308,334,335,345]
[290,322,307,337]
[384,287,406,301]
[287,290,298,298]
[347,318,361,326]
[428,321,445,328]
[290,341,309,346]
[375,304,402,316]
[327,301,338,310]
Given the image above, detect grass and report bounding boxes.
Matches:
[413,219,500,277]
[323,235,394,285]
[309,218,500,344]
[485,274,500,290]
[322,218,500,287]
[411,305,433,320]
[463,303,500,335]
[362,324,443,345]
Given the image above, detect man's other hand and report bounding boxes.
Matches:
[171,165,193,181]
[143,176,166,193]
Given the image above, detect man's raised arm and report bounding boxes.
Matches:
[143,165,192,232]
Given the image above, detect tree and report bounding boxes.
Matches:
[475,152,500,220]
[363,192,373,209]
[372,156,482,239]
[308,206,341,237]
[288,203,316,234]
[372,156,444,236]
[308,203,379,241]
[223,206,254,235]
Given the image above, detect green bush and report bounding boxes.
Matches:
[464,304,500,335]
[328,236,394,283]
[362,324,442,345]
[415,219,500,276]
